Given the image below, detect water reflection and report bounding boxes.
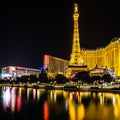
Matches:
[33,89,36,100]
[1,87,120,120]
[2,87,10,112]
[17,88,21,112]
[43,101,49,120]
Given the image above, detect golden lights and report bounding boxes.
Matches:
[82,38,120,76]
[69,3,83,66]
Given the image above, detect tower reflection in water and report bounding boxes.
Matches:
[1,87,120,120]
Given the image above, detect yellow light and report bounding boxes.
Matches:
[77,104,85,120]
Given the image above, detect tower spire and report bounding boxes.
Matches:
[66,3,87,78]
[69,3,83,65]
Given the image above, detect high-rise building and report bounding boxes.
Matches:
[44,55,69,78]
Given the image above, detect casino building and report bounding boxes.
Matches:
[81,37,120,76]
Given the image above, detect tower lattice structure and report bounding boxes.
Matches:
[69,3,83,66]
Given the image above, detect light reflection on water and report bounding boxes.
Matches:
[0,86,120,120]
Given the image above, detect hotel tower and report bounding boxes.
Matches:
[82,37,120,76]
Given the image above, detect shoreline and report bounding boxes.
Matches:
[1,83,120,93]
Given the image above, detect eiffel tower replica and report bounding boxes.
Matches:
[66,3,88,78]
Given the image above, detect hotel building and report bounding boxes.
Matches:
[44,55,69,78]
[81,37,120,76]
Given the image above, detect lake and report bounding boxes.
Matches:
[0,86,120,120]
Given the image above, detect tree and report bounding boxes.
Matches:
[75,71,91,84]
[55,74,66,84]
[91,76,101,84]
[20,76,29,83]
[29,75,38,83]
[39,72,48,83]
[102,74,113,83]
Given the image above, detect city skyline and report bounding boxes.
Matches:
[0,0,120,70]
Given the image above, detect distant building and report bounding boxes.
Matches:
[44,55,69,78]
[1,66,41,79]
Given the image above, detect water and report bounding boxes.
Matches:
[0,86,120,120]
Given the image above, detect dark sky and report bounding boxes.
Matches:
[0,0,120,70]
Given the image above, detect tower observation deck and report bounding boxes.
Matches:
[66,3,88,78]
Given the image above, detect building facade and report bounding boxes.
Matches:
[2,66,41,79]
[44,55,69,78]
[81,38,120,76]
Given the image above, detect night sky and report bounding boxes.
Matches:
[0,0,120,70]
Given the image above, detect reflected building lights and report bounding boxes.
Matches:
[50,91,53,101]
[2,87,120,119]
[27,88,30,100]
[17,88,22,112]
[112,96,116,105]
[77,104,85,120]
[43,101,49,120]
[63,91,120,120]
[70,93,73,101]
[77,92,81,103]
[65,100,68,111]
[114,104,120,119]
[33,89,36,101]
[3,87,10,112]
[54,91,57,102]
[99,93,104,105]
[113,94,120,119]
[73,92,78,99]
[68,99,76,120]
[100,96,104,105]
[37,89,40,101]
[49,90,57,102]
[66,91,85,120]
[10,88,16,112]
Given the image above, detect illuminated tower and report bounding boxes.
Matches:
[69,3,83,65]
[66,3,87,78]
